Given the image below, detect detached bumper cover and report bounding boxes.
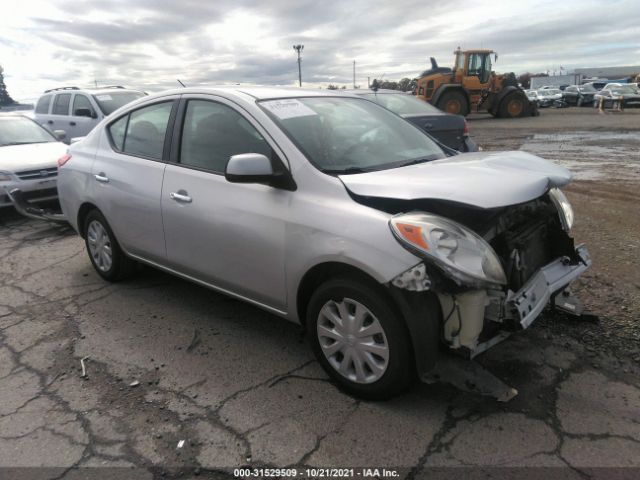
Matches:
[508,245,591,329]
[2,187,67,223]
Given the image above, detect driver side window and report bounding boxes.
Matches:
[180,100,272,173]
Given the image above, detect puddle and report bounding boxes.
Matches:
[520,131,640,181]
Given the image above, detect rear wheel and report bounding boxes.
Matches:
[436,91,469,116]
[84,209,135,281]
[499,92,526,118]
[306,277,414,399]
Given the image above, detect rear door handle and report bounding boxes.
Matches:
[94,173,109,183]
[47,120,54,125]
[169,191,192,203]
[423,123,433,129]
[70,121,76,126]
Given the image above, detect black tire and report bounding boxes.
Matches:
[436,90,469,116]
[498,92,526,118]
[84,209,135,282]
[306,277,415,399]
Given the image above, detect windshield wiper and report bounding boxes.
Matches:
[321,166,374,174]
[395,156,439,168]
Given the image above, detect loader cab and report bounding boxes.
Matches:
[457,49,494,85]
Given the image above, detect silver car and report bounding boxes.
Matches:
[57,87,590,399]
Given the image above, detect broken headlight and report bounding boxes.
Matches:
[389,213,506,287]
[548,188,574,232]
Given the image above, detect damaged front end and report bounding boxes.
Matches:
[2,187,67,223]
[388,188,591,359]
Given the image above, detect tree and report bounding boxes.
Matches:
[327,84,339,90]
[0,66,16,106]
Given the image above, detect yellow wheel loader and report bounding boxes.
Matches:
[415,48,537,118]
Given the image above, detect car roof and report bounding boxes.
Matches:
[141,86,360,102]
[42,86,144,95]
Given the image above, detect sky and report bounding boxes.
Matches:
[1,0,639,102]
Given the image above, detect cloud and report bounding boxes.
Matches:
[1,0,639,101]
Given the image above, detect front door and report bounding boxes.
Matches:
[161,97,289,311]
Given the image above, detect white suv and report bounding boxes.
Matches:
[34,86,146,142]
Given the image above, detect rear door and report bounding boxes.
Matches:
[91,98,178,263]
[161,96,289,311]
[49,93,72,136]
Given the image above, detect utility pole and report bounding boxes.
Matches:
[353,60,356,89]
[293,45,304,87]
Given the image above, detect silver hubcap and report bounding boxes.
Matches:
[317,298,389,384]
[87,220,113,272]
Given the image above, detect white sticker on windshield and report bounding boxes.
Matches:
[262,99,317,120]
[96,95,112,101]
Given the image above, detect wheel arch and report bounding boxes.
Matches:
[77,202,99,239]
[296,261,441,376]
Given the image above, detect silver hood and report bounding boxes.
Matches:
[339,151,572,209]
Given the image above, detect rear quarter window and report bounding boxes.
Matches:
[35,95,52,114]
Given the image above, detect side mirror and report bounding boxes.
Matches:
[225,153,296,190]
[53,130,66,141]
[225,153,274,184]
[74,108,95,118]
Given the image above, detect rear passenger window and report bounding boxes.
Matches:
[180,100,271,173]
[119,102,172,159]
[35,95,52,114]
[52,94,71,115]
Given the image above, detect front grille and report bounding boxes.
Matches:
[15,167,58,180]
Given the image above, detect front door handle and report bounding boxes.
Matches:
[70,121,76,126]
[423,123,433,129]
[94,173,109,183]
[169,191,192,203]
[47,120,54,125]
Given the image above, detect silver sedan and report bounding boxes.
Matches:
[57,87,590,399]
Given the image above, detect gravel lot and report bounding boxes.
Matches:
[1,108,639,479]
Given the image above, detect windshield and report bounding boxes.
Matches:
[360,92,442,116]
[0,116,56,147]
[580,85,596,92]
[537,91,551,96]
[260,97,445,174]
[92,91,146,115]
[610,85,635,94]
[547,89,561,95]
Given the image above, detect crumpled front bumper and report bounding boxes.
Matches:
[507,244,591,329]
[1,187,67,223]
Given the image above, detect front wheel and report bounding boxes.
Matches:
[436,91,469,116]
[306,277,415,399]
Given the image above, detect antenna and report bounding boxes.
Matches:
[177,79,186,88]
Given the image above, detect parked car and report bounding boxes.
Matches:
[34,86,146,142]
[524,90,539,106]
[562,85,596,106]
[594,83,640,109]
[582,81,607,91]
[0,114,68,208]
[344,89,477,152]
[534,89,559,107]
[57,87,590,399]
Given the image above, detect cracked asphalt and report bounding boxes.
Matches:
[1,109,639,479]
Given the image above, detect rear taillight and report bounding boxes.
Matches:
[57,154,71,168]
[463,120,470,136]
